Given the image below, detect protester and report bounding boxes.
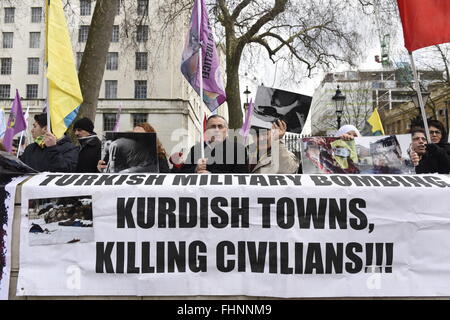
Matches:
[73,117,101,173]
[97,122,170,173]
[11,137,27,157]
[410,127,450,174]
[336,124,361,140]
[182,115,249,173]
[20,113,78,172]
[428,119,450,159]
[249,120,299,173]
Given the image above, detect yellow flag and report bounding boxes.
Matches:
[46,0,83,138]
[367,108,385,136]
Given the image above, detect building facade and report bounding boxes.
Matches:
[303,68,444,136]
[0,0,228,157]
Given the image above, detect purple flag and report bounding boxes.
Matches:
[181,0,226,112]
[3,90,27,152]
[239,99,254,142]
[113,105,122,132]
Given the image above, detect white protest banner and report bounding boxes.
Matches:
[1,175,30,300]
[17,173,450,297]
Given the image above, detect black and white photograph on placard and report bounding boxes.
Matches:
[252,86,312,133]
[102,132,158,173]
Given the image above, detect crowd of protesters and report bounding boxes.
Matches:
[0,112,449,175]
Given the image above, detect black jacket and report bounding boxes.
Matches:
[181,138,249,173]
[21,135,79,172]
[416,143,450,174]
[76,135,102,173]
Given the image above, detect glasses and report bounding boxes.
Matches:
[430,130,442,135]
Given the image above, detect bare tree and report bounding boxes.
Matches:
[159,0,362,129]
[76,0,118,121]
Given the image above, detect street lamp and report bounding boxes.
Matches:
[332,85,346,130]
[243,86,251,110]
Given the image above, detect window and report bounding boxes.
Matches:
[0,85,10,99]
[116,0,121,15]
[103,113,117,131]
[4,7,14,23]
[136,25,148,42]
[78,25,90,42]
[28,58,40,75]
[135,52,147,70]
[31,7,42,23]
[105,80,118,99]
[0,58,12,75]
[133,113,148,127]
[111,25,119,42]
[134,80,147,99]
[80,0,91,16]
[26,84,38,99]
[29,32,41,48]
[106,52,118,70]
[2,32,13,48]
[76,52,83,70]
[137,0,149,15]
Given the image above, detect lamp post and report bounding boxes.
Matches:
[243,86,251,110]
[332,86,346,130]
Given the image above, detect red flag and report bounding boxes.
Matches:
[203,114,208,142]
[397,0,450,52]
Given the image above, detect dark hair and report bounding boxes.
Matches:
[207,114,228,128]
[428,119,448,143]
[411,127,426,136]
[34,113,47,128]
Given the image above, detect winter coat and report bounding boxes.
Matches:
[21,135,79,172]
[181,138,249,173]
[76,135,102,173]
[250,141,299,174]
[416,143,450,174]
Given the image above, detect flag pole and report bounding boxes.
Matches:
[16,103,30,158]
[409,51,431,142]
[46,0,51,134]
[197,0,205,159]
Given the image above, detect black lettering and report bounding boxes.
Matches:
[141,242,155,273]
[325,243,343,273]
[258,198,275,228]
[247,242,267,273]
[231,198,249,228]
[167,241,186,272]
[216,241,235,272]
[172,175,198,185]
[74,175,98,186]
[305,243,324,274]
[297,198,327,229]
[117,198,136,228]
[345,242,363,273]
[276,198,295,229]
[328,199,347,229]
[137,198,155,229]
[127,242,139,273]
[189,241,207,272]
[310,175,332,186]
[96,242,114,273]
[126,175,146,185]
[349,198,368,230]
[40,174,62,186]
[55,174,80,186]
[158,198,176,228]
[179,198,197,228]
[210,197,228,228]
